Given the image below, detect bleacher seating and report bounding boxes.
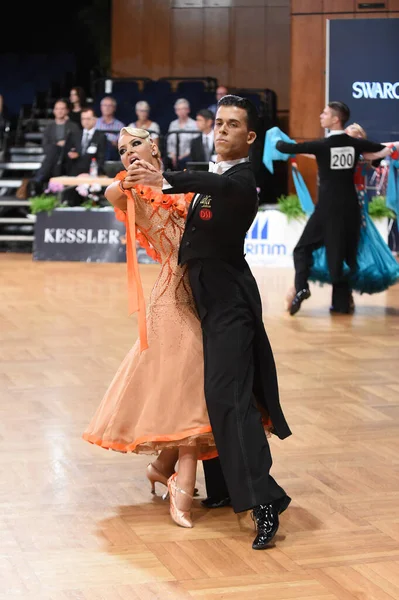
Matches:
[0,52,77,122]
[0,72,280,250]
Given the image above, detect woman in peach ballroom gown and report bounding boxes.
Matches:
[83,127,217,528]
[83,127,272,527]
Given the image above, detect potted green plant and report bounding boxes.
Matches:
[29,182,65,216]
[368,196,396,220]
[276,194,306,221]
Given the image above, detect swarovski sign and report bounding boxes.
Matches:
[352,81,399,100]
[328,18,399,140]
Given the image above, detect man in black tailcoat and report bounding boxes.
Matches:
[129,95,291,550]
[277,101,388,315]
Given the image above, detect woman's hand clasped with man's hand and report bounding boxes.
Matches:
[122,159,163,190]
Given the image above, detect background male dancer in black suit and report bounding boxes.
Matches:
[130,95,291,550]
[276,101,388,315]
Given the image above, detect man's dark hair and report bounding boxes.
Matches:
[328,101,350,126]
[54,98,69,109]
[81,106,97,117]
[197,108,214,121]
[217,95,258,132]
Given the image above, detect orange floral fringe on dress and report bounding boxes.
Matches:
[112,171,192,353]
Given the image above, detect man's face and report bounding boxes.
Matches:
[81,111,97,130]
[196,115,213,133]
[196,115,206,132]
[320,106,338,129]
[175,103,190,119]
[101,99,116,118]
[216,86,228,101]
[53,102,68,120]
[214,105,256,160]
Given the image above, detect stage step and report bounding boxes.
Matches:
[10,155,44,163]
[0,180,23,188]
[0,198,30,206]
[0,235,34,241]
[10,147,44,155]
[0,162,41,170]
[24,133,43,142]
[0,217,34,224]
[21,118,52,129]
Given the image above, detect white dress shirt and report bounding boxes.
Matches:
[327,130,346,137]
[202,131,214,161]
[208,156,249,174]
[81,128,95,153]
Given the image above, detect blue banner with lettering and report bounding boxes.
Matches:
[328,18,399,142]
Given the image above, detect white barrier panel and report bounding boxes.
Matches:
[245,209,304,267]
[244,208,388,268]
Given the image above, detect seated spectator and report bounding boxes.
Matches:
[62,107,108,206]
[189,109,215,163]
[128,100,160,144]
[28,98,81,197]
[96,95,125,161]
[64,107,107,176]
[208,85,229,115]
[166,98,198,169]
[68,86,87,128]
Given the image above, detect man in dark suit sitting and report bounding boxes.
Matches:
[28,98,81,196]
[189,109,215,164]
[64,107,107,176]
[62,107,107,206]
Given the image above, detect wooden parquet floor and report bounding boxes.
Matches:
[1,253,399,600]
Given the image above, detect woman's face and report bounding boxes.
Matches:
[118,133,155,169]
[136,107,149,121]
[70,89,79,103]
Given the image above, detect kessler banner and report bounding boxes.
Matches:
[327,18,399,142]
[33,208,127,262]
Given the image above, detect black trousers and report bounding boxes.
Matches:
[294,210,353,312]
[32,147,63,184]
[188,259,286,513]
[203,456,286,509]
[203,457,229,499]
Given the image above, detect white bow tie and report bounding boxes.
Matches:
[208,161,223,174]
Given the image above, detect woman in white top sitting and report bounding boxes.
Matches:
[129,100,160,145]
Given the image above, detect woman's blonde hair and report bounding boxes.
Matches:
[119,126,151,141]
[118,127,161,161]
[347,122,367,139]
